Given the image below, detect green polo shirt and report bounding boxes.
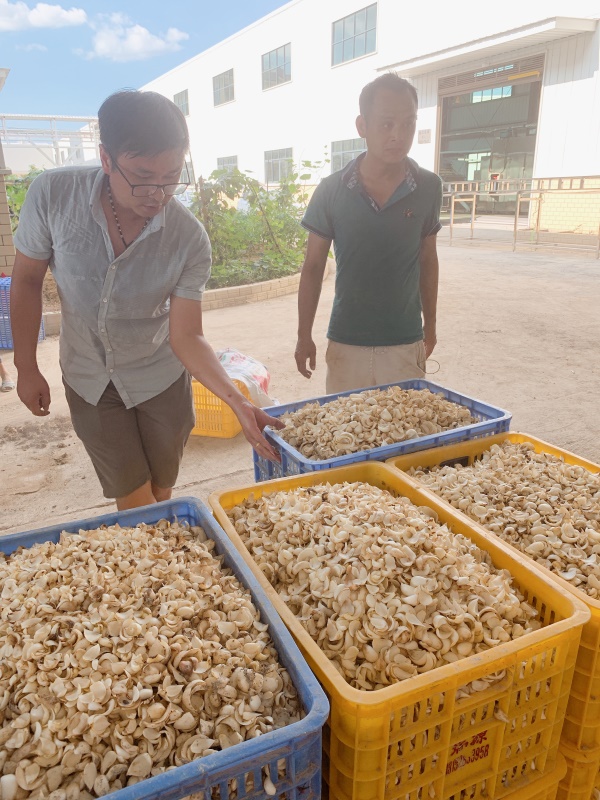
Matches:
[302,155,442,347]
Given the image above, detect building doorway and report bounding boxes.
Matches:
[438,57,542,213]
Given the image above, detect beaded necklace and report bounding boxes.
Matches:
[106,179,151,249]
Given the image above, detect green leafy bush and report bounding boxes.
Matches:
[5,168,43,232]
[193,160,326,289]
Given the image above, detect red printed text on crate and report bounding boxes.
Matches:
[446,731,490,775]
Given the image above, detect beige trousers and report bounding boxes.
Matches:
[325,339,426,394]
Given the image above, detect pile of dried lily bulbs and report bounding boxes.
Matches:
[0,520,301,799]
[227,481,540,691]
[409,440,600,597]
[278,387,478,459]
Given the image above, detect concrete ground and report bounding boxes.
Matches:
[1,242,599,536]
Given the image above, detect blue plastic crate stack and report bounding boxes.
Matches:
[254,378,512,482]
[0,498,329,800]
[0,275,45,349]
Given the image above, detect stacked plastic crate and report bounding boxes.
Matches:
[0,275,45,348]
[386,433,600,800]
[211,462,590,800]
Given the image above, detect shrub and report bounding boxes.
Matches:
[192,160,326,289]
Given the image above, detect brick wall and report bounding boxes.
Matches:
[529,189,600,236]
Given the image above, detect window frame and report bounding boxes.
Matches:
[261,43,292,90]
[173,89,189,117]
[331,4,377,67]
[331,138,367,173]
[216,155,238,174]
[264,148,293,184]
[213,68,235,107]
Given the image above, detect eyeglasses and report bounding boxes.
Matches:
[111,159,190,197]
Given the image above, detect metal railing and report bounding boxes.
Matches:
[443,175,600,193]
[442,186,600,258]
[441,188,600,259]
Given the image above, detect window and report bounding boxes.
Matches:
[332,4,377,66]
[474,64,514,78]
[472,86,512,103]
[264,148,292,184]
[213,69,234,106]
[181,159,195,185]
[262,43,291,89]
[217,155,238,174]
[331,138,366,172]
[173,90,189,116]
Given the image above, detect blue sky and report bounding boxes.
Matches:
[0,0,288,115]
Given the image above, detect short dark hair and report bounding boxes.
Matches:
[98,89,189,158]
[359,72,418,118]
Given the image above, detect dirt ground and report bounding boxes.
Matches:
[1,242,599,536]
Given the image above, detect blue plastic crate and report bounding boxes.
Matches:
[0,498,329,800]
[0,276,45,349]
[254,379,511,482]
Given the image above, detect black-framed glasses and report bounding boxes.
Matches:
[111,159,190,197]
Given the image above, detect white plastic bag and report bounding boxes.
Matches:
[216,348,278,408]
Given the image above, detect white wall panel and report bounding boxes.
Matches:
[534,28,600,176]
[142,0,600,181]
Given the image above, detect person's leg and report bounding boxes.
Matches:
[135,371,196,500]
[151,483,172,503]
[0,357,15,391]
[116,481,156,510]
[325,341,376,394]
[63,379,153,506]
[373,341,426,385]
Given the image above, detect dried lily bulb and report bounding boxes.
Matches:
[228,482,539,691]
[0,521,301,799]
[278,387,478,460]
[409,441,600,598]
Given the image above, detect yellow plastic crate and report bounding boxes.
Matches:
[386,433,600,800]
[191,378,249,438]
[511,754,566,800]
[557,742,600,800]
[210,462,589,800]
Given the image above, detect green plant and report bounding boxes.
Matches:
[5,167,43,232]
[192,159,327,289]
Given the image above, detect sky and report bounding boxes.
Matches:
[2,0,599,118]
[0,0,289,115]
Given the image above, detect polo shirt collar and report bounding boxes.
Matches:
[342,153,419,187]
[343,154,419,212]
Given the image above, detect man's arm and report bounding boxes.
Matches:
[419,234,439,358]
[295,232,332,378]
[10,250,51,416]
[169,295,282,462]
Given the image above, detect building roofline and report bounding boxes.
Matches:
[141,0,302,88]
[378,16,598,75]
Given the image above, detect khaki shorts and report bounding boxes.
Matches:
[325,339,426,394]
[64,371,195,499]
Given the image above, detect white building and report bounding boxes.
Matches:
[141,1,600,188]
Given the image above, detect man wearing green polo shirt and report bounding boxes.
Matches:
[295,72,442,394]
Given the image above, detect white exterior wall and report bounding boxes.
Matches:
[534,26,600,176]
[143,0,384,182]
[142,0,600,182]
